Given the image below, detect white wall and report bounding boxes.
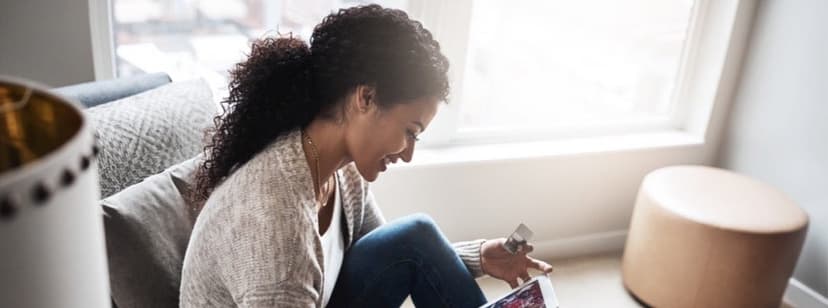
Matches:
[0,0,96,87]
[372,142,711,259]
[717,0,828,300]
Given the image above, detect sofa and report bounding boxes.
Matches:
[55,74,218,308]
[55,72,174,109]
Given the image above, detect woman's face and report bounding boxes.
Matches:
[344,88,440,182]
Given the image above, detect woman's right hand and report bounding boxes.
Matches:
[480,238,555,288]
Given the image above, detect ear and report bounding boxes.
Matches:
[354,85,377,113]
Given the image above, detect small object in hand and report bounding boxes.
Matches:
[503,223,534,254]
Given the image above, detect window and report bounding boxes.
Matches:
[110,0,407,95]
[457,0,695,141]
[107,0,701,146]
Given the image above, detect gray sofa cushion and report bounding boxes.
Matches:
[85,78,216,198]
[55,72,172,108]
[102,156,201,308]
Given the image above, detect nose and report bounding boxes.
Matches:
[400,140,415,163]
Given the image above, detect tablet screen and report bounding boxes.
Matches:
[481,280,547,308]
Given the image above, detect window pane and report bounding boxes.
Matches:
[460,0,695,133]
[112,0,408,89]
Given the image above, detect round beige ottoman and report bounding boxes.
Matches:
[622,166,808,308]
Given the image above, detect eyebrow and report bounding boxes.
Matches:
[413,121,425,133]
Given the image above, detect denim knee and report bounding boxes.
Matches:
[396,213,444,248]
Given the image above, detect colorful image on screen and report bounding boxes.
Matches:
[483,280,546,308]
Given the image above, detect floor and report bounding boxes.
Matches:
[403,251,796,307]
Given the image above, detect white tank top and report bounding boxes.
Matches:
[320,178,344,307]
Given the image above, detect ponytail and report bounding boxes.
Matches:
[193,36,316,203]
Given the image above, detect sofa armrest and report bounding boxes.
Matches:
[54,72,172,108]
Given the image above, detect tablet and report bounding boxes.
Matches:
[479,275,560,308]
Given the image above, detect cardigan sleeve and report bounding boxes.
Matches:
[355,188,386,239]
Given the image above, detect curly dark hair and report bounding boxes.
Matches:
[192,4,450,204]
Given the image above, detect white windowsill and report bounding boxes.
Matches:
[392,130,705,169]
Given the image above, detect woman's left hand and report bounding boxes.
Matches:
[480,238,555,288]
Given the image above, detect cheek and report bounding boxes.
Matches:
[360,128,405,162]
[380,127,407,154]
[346,120,383,163]
[355,118,405,156]
[345,119,406,178]
[345,129,384,181]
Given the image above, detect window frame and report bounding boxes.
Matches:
[89,0,116,81]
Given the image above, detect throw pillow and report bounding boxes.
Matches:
[85,78,216,198]
[102,155,201,308]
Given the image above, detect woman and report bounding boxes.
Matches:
[180,4,553,307]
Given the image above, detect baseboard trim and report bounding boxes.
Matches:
[530,230,828,308]
[784,278,828,308]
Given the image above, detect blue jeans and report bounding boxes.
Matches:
[327,214,488,308]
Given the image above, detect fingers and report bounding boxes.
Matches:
[508,272,532,289]
[528,258,555,273]
[519,271,531,283]
[516,243,534,254]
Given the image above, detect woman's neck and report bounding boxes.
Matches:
[301,119,350,192]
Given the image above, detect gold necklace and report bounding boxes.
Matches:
[303,132,333,208]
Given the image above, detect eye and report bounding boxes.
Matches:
[406,130,420,142]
